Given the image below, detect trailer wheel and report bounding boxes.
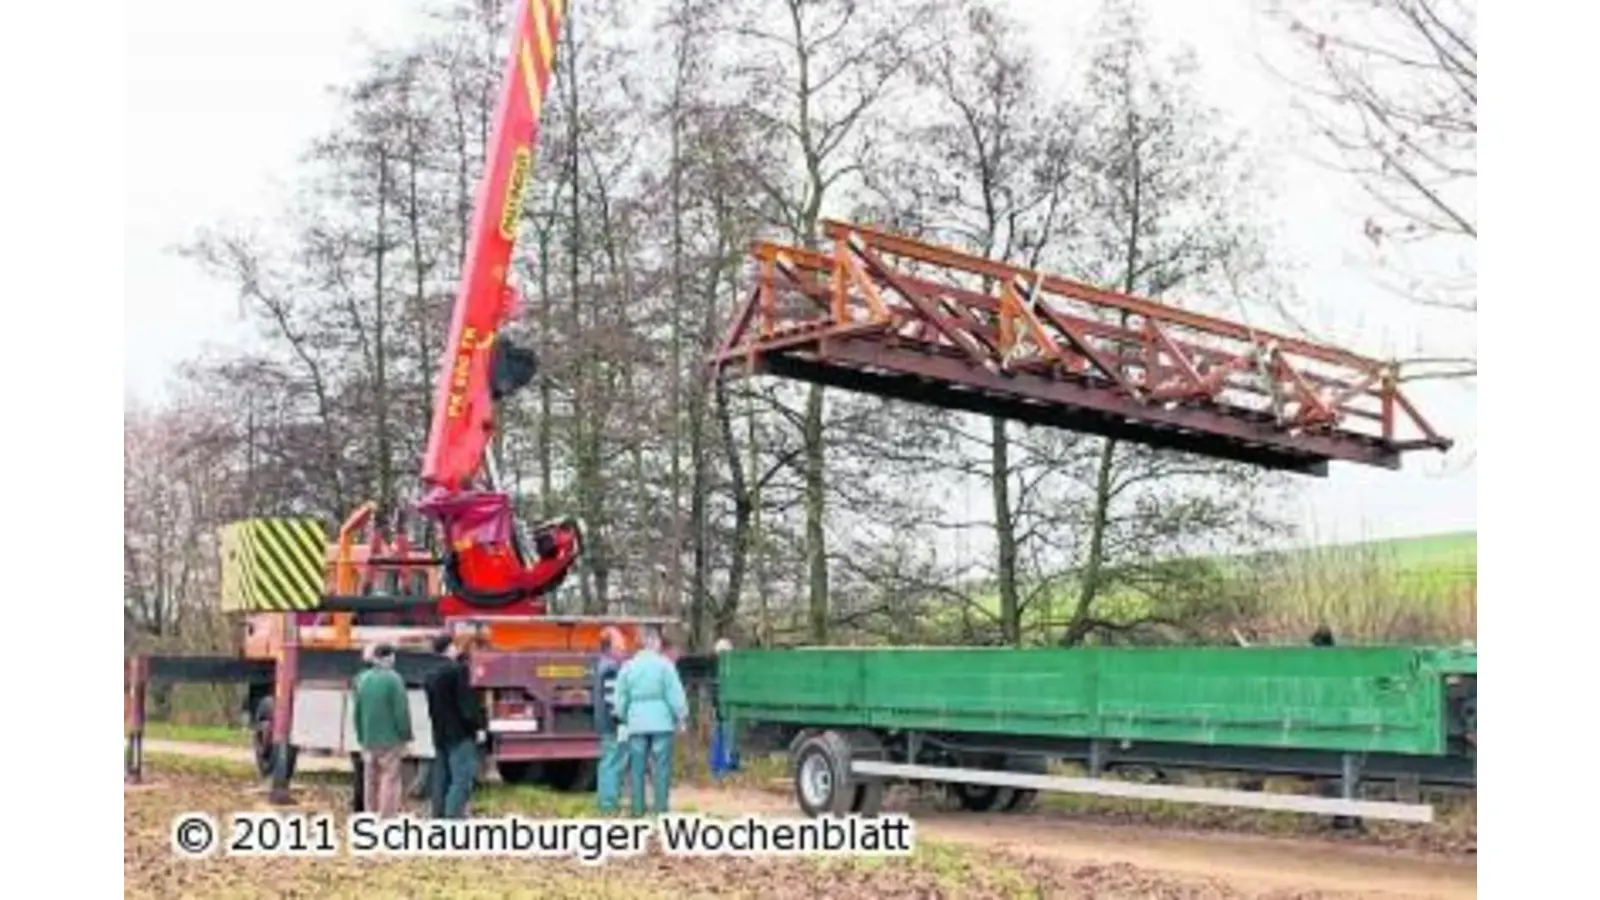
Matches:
[1000,754,1048,813]
[851,780,886,817]
[793,731,856,817]
[844,731,887,817]
[251,697,297,780]
[949,782,1014,812]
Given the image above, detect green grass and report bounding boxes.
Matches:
[898,530,1477,646]
[1239,531,1476,590]
[1366,530,1475,568]
[143,721,252,746]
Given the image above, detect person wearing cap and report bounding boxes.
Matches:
[615,626,689,815]
[591,628,627,814]
[353,643,413,818]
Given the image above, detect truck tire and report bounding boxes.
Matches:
[541,759,597,793]
[494,759,595,792]
[251,696,297,781]
[793,731,856,817]
[497,761,539,785]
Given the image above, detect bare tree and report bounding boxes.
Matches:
[867,0,1081,645]
[716,0,941,643]
[1051,0,1294,645]
[1265,0,1475,380]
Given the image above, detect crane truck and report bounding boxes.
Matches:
[124,0,697,799]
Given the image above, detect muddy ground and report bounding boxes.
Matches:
[126,742,1475,899]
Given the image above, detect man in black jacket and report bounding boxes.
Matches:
[592,629,626,813]
[424,634,486,818]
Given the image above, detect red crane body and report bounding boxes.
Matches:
[418,0,580,617]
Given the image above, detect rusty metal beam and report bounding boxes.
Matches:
[754,342,1338,474]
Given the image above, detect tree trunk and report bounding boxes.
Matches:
[991,418,1021,645]
[373,148,394,511]
[803,384,828,643]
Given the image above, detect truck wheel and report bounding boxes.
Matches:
[541,760,597,793]
[497,761,540,785]
[251,697,297,780]
[793,731,856,817]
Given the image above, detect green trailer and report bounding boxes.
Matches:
[718,645,1475,823]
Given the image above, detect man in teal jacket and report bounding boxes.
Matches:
[614,626,688,816]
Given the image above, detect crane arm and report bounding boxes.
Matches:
[415,0,581,615]
[422,0,567,491]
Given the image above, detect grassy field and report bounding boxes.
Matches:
[902,530,1477,646]
[144,721,252,746]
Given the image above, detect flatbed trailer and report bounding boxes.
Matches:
[719,646,1475,823]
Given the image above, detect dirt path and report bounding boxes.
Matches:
[675,785,1475,900]
[139,740,1475,899]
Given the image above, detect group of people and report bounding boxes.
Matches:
[592,626,691,816]
[347,623,699,819]
[348,632,486,819]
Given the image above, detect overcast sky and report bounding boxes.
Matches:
[123,0,1476,545]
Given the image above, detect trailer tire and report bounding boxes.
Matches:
[251,696,297,781]
[949,782,1013,812]
[1001,754,1048,813]
[842,730,887,817]
[852,780,886,817]
[793,731,856,817]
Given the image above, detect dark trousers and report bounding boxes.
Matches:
[429,739,480,818]
[350,753,366,812]
[628,732,675,816]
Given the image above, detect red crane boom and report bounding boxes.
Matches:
[417,0,580,616]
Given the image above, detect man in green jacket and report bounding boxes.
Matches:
[353,644,413,818]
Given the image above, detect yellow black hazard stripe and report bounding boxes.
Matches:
[218,518,328,612]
